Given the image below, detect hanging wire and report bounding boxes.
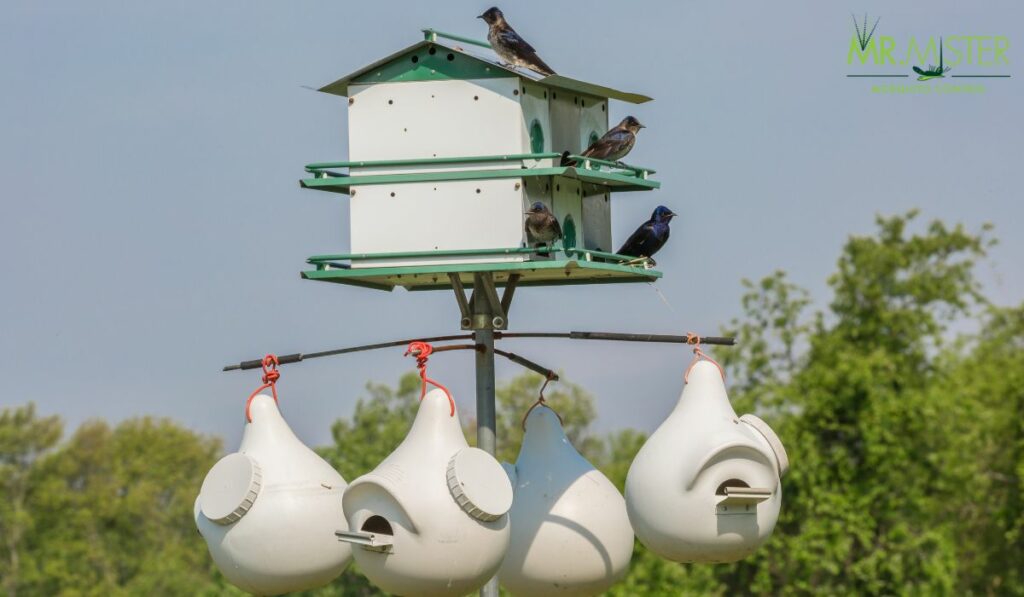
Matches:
[647,281,681,319]
[521,373,563,430]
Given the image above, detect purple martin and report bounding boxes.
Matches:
[562,116,645,166]
[617,205,677,266]
[525,201,562,256]
[478,7,556,77]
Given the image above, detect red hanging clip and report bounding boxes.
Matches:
[245,354,281,422]
[405,341,455,416]
[684,332,725,383]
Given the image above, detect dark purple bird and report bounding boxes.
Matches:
[478,7,556,77]
[617,205,677,266]
[563,116,645,166]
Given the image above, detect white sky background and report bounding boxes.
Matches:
[1,1,1020,450]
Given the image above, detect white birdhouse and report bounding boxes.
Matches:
[194,394,353,595]
[624,360,789,563]
[499,405,634,596]
[299,29,663,292]
[339,388,513,597]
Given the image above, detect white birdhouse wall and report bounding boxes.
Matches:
[548,91,580,155]
[581,190,613,252]
[548,91,607,156]
[348,78,525,167]
[349,179,526,268]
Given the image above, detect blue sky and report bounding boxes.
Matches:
[2,0,1020,449]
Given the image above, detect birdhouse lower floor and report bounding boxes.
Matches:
[299,154,660,291]
[348,175,608,269]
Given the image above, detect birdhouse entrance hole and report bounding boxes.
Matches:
[562,215,577,252]
[715,479,750,496]
[530,119,545,154]
[361,515,394,536]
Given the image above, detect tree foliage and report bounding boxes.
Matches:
[0,411,228,596]
[2,211,1022,595]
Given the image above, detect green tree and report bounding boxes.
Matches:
[714,212,992,595]
[15,416,224,596]
[0,404,62,597]
[926,304,1024,595]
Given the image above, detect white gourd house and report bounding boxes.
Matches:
[300,29,660,314]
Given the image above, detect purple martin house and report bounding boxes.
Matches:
[300,29,661,326]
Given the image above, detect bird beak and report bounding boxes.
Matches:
[639,124,647,129]
[476,14,485,19]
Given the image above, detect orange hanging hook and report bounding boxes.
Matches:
[245,354,281,422]
[405,341,455,417]
[683,332,725,383]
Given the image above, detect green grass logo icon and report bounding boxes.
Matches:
[851,13,880,51]
[912,37,952,80]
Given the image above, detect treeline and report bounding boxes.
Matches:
[1,211,1022,595]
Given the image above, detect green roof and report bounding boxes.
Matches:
[318,32,652,104]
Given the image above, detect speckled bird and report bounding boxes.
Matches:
[478,7,556,77]
[525,201,562,250]
[571,116,645,166]
[617,205,677,266]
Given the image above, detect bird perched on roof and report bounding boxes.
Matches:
[617,205,677,266]
[478,7,556,77]
[525,201,562,256]
[562,116,645,167]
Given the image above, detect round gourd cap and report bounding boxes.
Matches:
[446,447,513,522]
[199,452,262,525]
[740,414,790,477]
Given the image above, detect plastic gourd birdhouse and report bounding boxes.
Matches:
[339,387,513,597]
[625,360,789,563]
[194,394,353,595]
[298,29,663,294]
[499,405,633,596]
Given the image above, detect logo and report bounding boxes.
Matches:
[912,37,950,81]
[846,13,1011,93]
[852,13,880,53]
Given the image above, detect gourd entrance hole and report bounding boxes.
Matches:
[715,479,749,495]
[361,515,393,536]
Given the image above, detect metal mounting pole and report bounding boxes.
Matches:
[472,274,499,597]
[474,322,497,456]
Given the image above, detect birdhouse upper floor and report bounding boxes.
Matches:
[317,31,652,171]
[347,76,607,168]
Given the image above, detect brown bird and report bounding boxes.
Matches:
[478,7,556,77]
[563,116,645,166]
[525,201,562,257]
